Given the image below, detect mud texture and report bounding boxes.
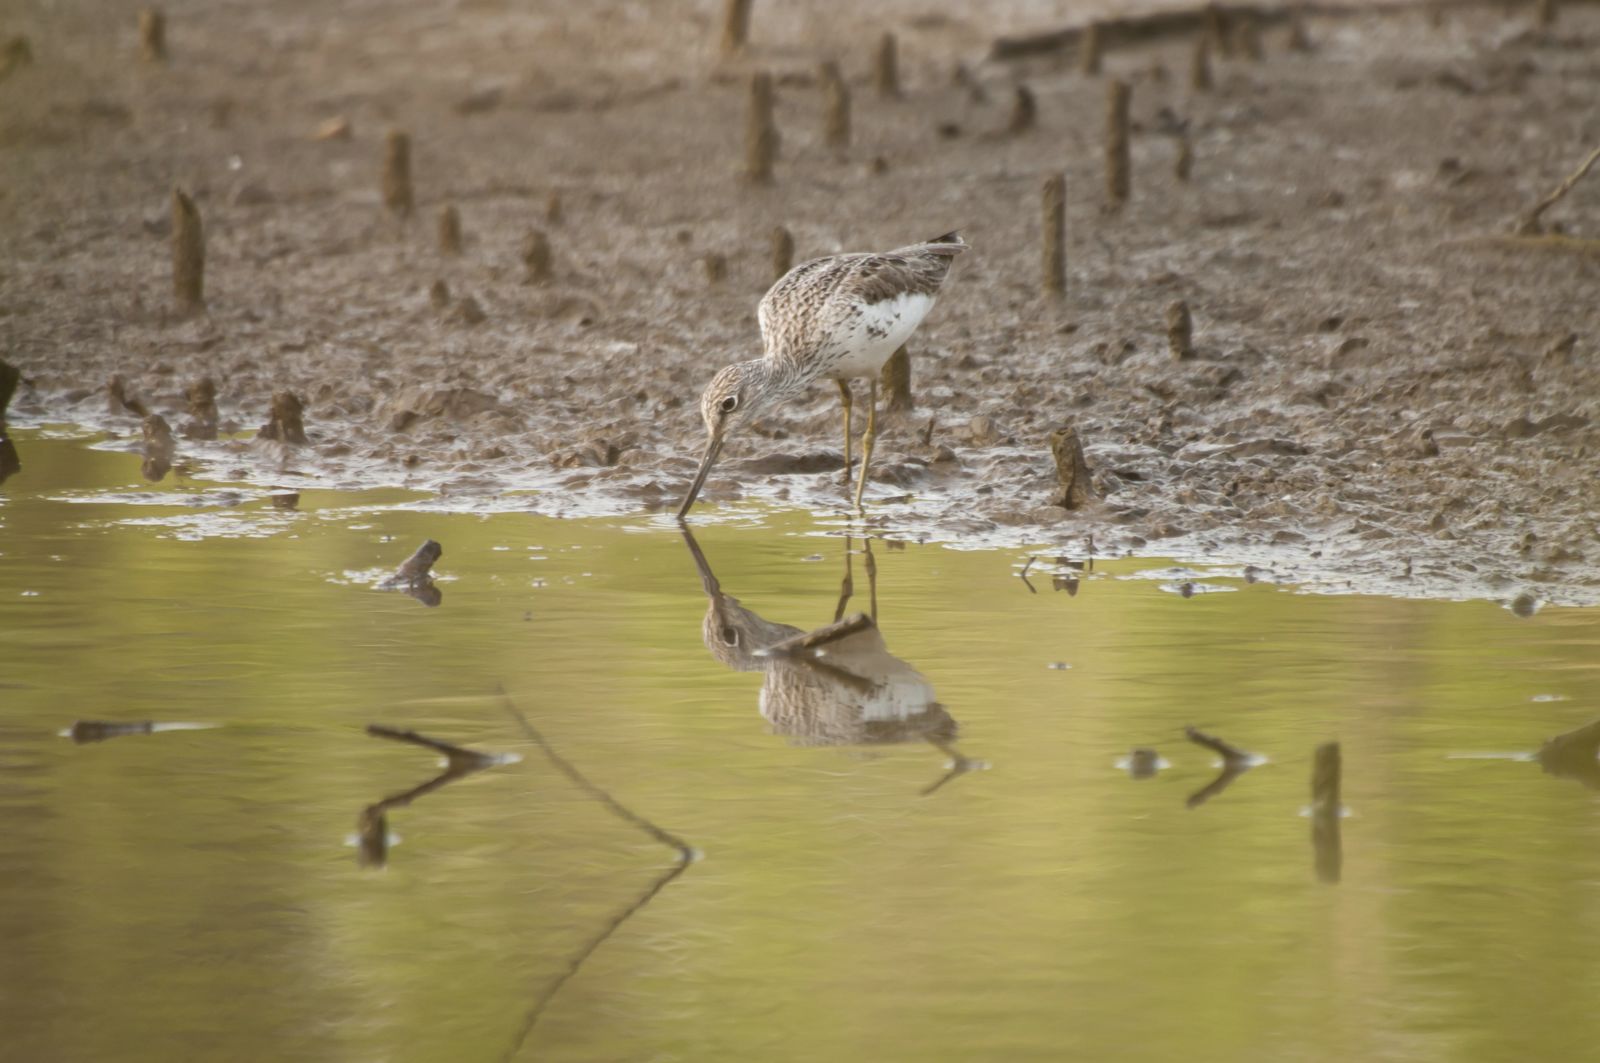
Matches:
[1,0,1597,605]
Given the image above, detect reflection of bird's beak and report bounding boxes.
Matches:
[678,522,721,596]
[676,431,725,519]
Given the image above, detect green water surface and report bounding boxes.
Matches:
[2,430,1599,1063]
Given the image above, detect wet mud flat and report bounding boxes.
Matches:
[1,0,1597,604]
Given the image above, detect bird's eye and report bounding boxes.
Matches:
[720,395,739,413]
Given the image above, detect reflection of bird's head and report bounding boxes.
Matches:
[681,524,800,671]
[701,597,802,672]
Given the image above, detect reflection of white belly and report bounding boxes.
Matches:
[826,292,934,379]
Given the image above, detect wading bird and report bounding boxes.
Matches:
[676,231,967,517]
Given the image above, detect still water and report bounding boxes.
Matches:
[3,429,1600,1063]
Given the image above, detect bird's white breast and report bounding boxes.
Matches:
[825,291,935,379]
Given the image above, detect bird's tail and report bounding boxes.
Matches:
[919,230,968,257]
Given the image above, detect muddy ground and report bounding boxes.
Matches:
[1,0,1597,605]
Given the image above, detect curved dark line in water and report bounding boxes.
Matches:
[498,686,696,1062]
[500,856,691,1063]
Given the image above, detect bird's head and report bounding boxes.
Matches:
[678,361,768,518]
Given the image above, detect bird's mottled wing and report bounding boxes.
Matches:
[758,234,966,364]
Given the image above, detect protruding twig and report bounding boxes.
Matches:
[1166,300,1195,359]
[744,72,778,184]
[1,34,36,82]
[881,345,912,414]
[182,377,218,440]
[437,204,462,255]
[429,278,452,311]
[873,32,899,98]
[1127,747,1161,779]
[719,0,753,54]
[1080,22,1103,75]
[1175,135,1194,181]
[1205,4,1233,58]
[770,225,793,282]
[1007,84,1036,134]
[383,539,442,587]
[1041,173,1066,297]
[1286,9,1314,51]
[383,130,414,218]
[139,8,166,63]
[1535,0,1557,28]
[1049,423,1095,509]
[1190,34,1213,92]
[1311,741,1342,884]
[1515,144,1600,236]
[521,229,552,283]
[703,252,727,285]
[171,188,204,311]
[257,391,307,445]
[819,60,850,150]
[141,414,175,482]
[1104,79,1131,211]
[545,191,563,224]
[1233,15,1263,61]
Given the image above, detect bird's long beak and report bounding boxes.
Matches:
[676,432,725,519]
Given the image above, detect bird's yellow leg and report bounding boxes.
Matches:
[853,379,878,511]
[836,379,853,486]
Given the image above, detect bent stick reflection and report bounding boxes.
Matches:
[498,688,695,1062]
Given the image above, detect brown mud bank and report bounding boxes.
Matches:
[1,0,1597,605]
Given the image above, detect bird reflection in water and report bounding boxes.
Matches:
[1536,718,1600,790]
[681,526,985,795]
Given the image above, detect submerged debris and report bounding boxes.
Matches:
[182,377,219,440]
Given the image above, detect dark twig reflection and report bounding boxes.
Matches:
[1184,726,1259,809]
[1310,741,1342,884]
[0,428,18,487]
[356,724,511,869]
[60,720,216,744]
[0,357,19,486]
[682,526,985,795]
[498,688,694,1062]
[1536,718,1600,790]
